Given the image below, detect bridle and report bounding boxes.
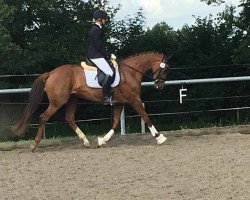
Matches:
[153,56,169,84]
[120,55,170,82]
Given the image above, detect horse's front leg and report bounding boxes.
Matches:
[130,97,167,144]
[97,104,124,147]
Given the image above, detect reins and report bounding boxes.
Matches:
[119,60,160,81]
[119,60,168,82]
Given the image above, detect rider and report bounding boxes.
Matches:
[87,10,116,105]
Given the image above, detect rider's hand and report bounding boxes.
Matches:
[111,53,117,60]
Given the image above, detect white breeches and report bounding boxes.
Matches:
[90,58,113,76]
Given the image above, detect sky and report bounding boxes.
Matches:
[108,0,242,30]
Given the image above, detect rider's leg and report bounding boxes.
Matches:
[90,58,116,105]
[90,58,113,76]
[101,75,112,104]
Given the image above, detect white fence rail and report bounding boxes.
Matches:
[1,76,250,136]
[1,76,250,94]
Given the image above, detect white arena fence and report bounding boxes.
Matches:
[1,76,250,138]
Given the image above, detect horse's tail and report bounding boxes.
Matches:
[12,72,50,136]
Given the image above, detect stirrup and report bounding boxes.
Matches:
[103,97,116,106]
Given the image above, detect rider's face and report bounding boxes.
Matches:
[101,18,108,25]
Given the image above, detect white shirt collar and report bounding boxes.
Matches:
[95,23,102,29]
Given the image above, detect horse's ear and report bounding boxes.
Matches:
[165,52,174,61]
[162,56,168,63]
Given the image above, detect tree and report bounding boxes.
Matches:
[111,9,146,57]
[0,0,103,75]
[233,0,250,63]
[0,0,21,73]
[213,5,239,65]
[10,0,95,72]
[201,0,225,5]
[143,22,176,55]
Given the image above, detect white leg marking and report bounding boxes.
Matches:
[97,129,115,147]
[149,125,167,144]
[149,125,158,137]
[104,129,115,142]
[156,134,167,144]
[97,137,106,147]
[75,127,90,146]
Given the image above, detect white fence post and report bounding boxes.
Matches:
[141,103,145,133]
[120,106,125,135]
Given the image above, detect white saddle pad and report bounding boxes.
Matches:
[81,60,120,88]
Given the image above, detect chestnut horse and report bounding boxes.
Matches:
[13,52,170,151]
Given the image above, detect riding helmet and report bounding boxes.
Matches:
[93,10,109,20]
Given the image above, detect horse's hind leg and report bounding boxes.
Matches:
[97,104,124,147]
[32,104,60,152]
[65,96,90,147]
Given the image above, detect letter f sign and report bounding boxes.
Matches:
[179,87,187,104]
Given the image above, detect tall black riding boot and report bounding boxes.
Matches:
[102,75,116,105]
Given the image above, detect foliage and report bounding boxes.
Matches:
[1,0,248,76]
[233,0,250,63]
[143,22,176,55]
[111,8,146,57]
[200,0,225,5]
[0,0,21,75]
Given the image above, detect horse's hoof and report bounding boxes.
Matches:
[84,140,91,147]
[97,137,106,148]
[84,142,91,149]
[30,144,37,152]
[156,134,167,145]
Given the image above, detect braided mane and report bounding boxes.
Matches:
[121,51,163,61]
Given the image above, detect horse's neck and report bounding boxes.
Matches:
[124,59,151,73]
[121,53,160,82]
[119,59,150,85]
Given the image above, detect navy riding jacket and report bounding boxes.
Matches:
[87,24,111,60]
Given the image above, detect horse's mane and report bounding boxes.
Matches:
[121,51,163,62]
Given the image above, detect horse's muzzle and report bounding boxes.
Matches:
[154,81,165,90]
